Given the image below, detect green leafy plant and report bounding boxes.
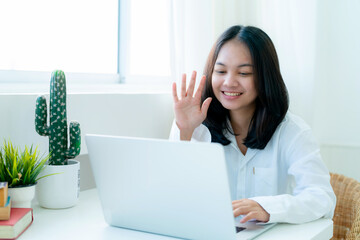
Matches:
[0,140,51,187]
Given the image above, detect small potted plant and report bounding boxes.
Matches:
[0,140,51,208]
[35,70,81,209]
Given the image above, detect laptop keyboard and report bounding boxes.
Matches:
[236,227,246,233]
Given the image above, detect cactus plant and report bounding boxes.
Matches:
[35,70,81,165]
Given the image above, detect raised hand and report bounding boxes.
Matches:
[172,71,212,140]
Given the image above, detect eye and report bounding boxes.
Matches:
[239,72,252,76]
[215,70,226,74]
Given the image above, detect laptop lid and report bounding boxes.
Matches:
[86,134,237,240]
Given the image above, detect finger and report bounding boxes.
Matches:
[233,206,248,217]
[240,212,256,223]
[181,74,187,98]
[233,204,253,211]
[172,82,179,103]
[232,199,246,204]
[232,202,242,210]
[233,209,242,218]
[194,75,206,100]
[186,71,197,97]
[232,199,247,209]
[201,97,212,118]
[233,210,241,218]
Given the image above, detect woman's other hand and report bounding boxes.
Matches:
[172,71,212,140]
[232,199,270,223]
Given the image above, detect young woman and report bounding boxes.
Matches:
[170,25,336,224]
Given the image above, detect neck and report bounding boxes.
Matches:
[229,106,256,135]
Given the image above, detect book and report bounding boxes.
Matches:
[0,183,8,207]
[0,197,11,221]
[0,208,33,240]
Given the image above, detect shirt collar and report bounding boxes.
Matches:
[224,118,259,161]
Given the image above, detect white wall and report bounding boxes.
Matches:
[313,1,360,181]
[313,1,360,146]
[321,144,360,182]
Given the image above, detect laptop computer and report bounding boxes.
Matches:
[86,134,276,240]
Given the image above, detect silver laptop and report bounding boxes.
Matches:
[86,134,276,240]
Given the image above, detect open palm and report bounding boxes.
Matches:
[172,71,212,140]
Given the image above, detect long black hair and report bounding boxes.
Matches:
[202,25,289,149]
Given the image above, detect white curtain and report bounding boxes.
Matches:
[169,0,215,83]
[255,0,318,126]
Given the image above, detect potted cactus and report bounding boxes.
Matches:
[35,70,81,209]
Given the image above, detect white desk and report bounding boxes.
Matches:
[20,189,333,240]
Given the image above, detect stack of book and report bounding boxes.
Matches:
[0,182,10,220]
[0,182,34,240]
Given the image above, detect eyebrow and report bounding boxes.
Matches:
[215,62,253,68]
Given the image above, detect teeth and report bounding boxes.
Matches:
[223,92,241,96]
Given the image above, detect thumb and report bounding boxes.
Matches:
[201,97,212,118]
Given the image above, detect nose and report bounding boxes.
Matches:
[223,73,239,87]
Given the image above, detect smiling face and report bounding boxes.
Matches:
[211,39,258,114]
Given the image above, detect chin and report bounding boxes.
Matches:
[219,99,255,112]
[219,102,242,111]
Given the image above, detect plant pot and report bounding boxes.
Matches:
[36,160,80,209]
[8,184,36,208]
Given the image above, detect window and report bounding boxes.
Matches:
[0,0,119,83]
[119,0,172,83]
[0,0,172,84]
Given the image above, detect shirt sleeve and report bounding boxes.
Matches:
[168,119,211,142]
[250,128,336,224]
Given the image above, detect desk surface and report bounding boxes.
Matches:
[20,189,333,240]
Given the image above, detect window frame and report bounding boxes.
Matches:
[0,70,120,84]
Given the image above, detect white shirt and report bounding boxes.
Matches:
[169,112,336,224]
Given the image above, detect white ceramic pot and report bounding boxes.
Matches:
[8,184,36,208]
[36,160,80,209]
